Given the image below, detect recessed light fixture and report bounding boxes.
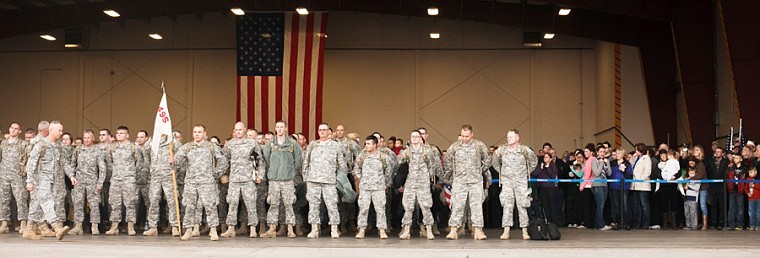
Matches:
[558,8,571,16]
[544,33,555,39]
[296,8,308,15]
[148,34,163,40]
[429,33,440,39]
[64,44,81,48]
[40,34,56,41]
[230,8,245,16]
[427,7,439,16]
[103,9,120,17]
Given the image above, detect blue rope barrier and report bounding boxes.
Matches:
[490,179,760,183]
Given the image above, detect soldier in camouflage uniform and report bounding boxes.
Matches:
[303,123,348,239]
[134,130,151,231]
[23,121,75,240]
[259,121,302,238]
[143,134,181,237]
[219,122,265,238]
[398,130,441,240]
[353,135,393,239]
[95,129,113,232]
[68,130,107,235]
[173,125,229,241]
[0,122,30,234]
[372,133,398,232]
[442,125,491,240]
[418,127,445,236]
[104,126,145,236]
[492,129,537,240]
[335,125,360,234]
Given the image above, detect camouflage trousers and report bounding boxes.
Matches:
[109,179,137,223]
[71,183,101,223]
[256,181,268,225]
[447,182,485,228]
[226,181,257,226]
[306,182,340,225]
[28,181,59,224]
[53,173,67,221]
[136,183,150,215]
[500,183,530,228]
[183,183,219,227]
[0,176,28,221]
[357,189,386,228]
[147,177,179,227]
[267,180,295,225]
[402,186,434,226]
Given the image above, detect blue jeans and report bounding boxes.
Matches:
[728,192,745,228]
[609,189,631,227]
[592,187,608,229]
[699,189,708,215]
[632,190,650,228]
[749,200,760,228]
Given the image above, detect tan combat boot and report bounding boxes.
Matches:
[69,223,83,235]
[500,228,510,240]
[220,225,236,237]
[40,222,56,237]
[261,224,277,238]
[249,225,257,238]
[105,222,119,235]
[425,225,435,240]
[473,227,487,240]
[19,220,27,234]
[91,223,100,235]
[457,225,465,236]
[22,223,42,240]
[378,228,388,239]
[191,224,200,237]
[355,227,366,239]
[398,225,410,240]
[143,227,158,236]
[446,226,459,240]
[181,227,193,241]
[307,223,320,238]
[209,226,219,241]
[0,220,9,233]
[420,226,427,238]
[287,224,296,238]
[127,222,136,236]
[521,227,530,240]
[171,226,180,237]
[295,224,305,236]
[52,222,70,240]
[330,224,340,239]
[276,224,287,236]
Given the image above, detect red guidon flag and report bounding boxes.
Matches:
[236,12,328,139]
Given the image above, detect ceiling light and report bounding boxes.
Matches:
[296,8,308,15]
[230,8,245,15]
[558,8,571,16]
[524,42,542,47]
[427,7,439,16]
[148,34,163,40]
[64,44,81,48]
[40,34,56,41]
[103,9,120,17]
[429,33,440,39]
[543,33,555,39]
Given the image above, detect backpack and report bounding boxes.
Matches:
[528,203,561,240]
[403,145,435,183]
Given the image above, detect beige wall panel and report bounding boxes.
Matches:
[190,50,237,139]
[620,45,655,150]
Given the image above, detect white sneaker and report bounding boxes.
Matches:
[649,225,661,229]
[567,224,576,228]
[575,225,586,229]
[600,226,612,231]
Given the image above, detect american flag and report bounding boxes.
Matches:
[236,12,328,139]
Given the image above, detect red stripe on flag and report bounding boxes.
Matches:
[315,13,328,130]
[288,14,299,135]
[275,76,283,123]
[302,13,314,139]
[236,76,241,122]
[261,76,269,132]
[247,76,255,127]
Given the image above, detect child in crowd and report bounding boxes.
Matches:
[746,167,760,231]
[682,167,700,230]
[727,154,747,230]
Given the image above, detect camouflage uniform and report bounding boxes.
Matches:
[147,139,180,228]
[53,145,74,221]
[336,137,361,231]
[223,138,265,226]
[262,136,302,225]
[398,144,441,226]
[71,145,106,224]
[0,138,29,222]
[175,140,229,229]
[303,140,347,225]
[26,137,74,224]
[353,151,393,229]
[135,144,151,225]
[492,144,537,228]
[105,142,144,223]
[94,142,113,223]
[442,139,491,228]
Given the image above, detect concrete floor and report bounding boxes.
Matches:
[1,228,758,257]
